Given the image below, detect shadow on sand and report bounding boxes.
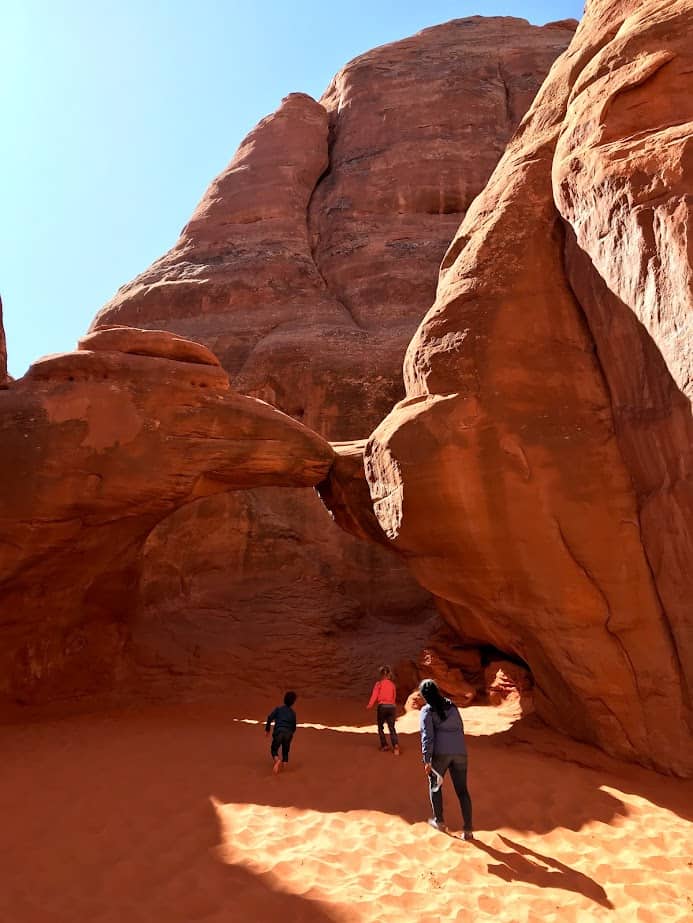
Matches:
[472,834,614,909]
[2,699,691,920]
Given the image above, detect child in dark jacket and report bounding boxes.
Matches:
[265,691,297,774]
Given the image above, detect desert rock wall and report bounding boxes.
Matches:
[89,17,575,698]
[363,0,692,773]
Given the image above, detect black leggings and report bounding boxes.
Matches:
[429,753,473,832]
[377,704,398,748]
[271,731,294,762]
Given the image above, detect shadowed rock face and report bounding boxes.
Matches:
[0,297,7,386]
[88,17,574,699]
[0,328,333,708]
[356,0,692,774]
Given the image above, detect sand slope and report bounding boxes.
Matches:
[1,698,691,922]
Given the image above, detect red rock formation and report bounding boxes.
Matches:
[0,296,7,386]
[416,648,478,707]
[0,327,333,708]
[485,661,533,706]
[316,441,389,545]
[361,0,692,774]
[553,2,693,759]
[88,18,574,698]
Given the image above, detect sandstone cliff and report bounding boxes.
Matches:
[352,0,692,774]
[90,17,575,698]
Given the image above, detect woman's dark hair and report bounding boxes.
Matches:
[419,679,452,721]
[284,691,297,707]
[379,665,393,679]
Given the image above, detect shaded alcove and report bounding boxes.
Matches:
[127,485,441,702]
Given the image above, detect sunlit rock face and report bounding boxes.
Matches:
[363,0,693,774]
[0,327,334,708]
[89,17,574,698]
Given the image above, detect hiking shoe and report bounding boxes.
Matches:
[428,818,448,833]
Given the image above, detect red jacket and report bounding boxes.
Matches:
[368,678,397,708]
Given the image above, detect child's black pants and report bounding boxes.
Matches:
[271,730,294,762]
[376,704,399,748]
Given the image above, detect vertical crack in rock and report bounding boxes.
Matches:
[554,518,641,755]
[306,110,365,331]
[496,60,512,124]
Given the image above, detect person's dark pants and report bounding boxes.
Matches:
[376,704,399,748]
[429,753,473,832]
[271,730,294,763]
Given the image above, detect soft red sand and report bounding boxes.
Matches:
[2,696,691,922]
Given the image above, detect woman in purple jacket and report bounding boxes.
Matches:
[419,679,474,839]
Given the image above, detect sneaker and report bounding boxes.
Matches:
[463,831,474,841]
[393,745,400,756]
[428,818,448,833]
[380,745,391,752]
[272,756,282,774]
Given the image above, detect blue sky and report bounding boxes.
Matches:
[3,0,583,377]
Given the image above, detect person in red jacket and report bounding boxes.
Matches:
[366,665,400,755]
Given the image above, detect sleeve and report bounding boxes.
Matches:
[290,709,297,733]
[420,707,435,764]
[265,707,277,732]
[367,682,380,709]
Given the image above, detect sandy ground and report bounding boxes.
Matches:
[1,695,691,922]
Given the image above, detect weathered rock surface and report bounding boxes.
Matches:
[133,487,439,700]
[93,18,575,435]
[416,648,478,707]
[317,441,389,546]
[485,661,533,706]
[0,327,334,707]
[87,17,574,699]
[363,0,693,774]
[0,297,7,386]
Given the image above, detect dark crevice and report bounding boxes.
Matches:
[305,108,366,331]
[496,59,512,123]
[478,643,530,671]
[554,515,642,741]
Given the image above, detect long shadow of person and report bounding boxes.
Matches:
[472,834,614,909]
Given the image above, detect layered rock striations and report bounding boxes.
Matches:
[89,17,575,697]
[0,327,333,707]
[93,17,575,434]
[359,0,692,773]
